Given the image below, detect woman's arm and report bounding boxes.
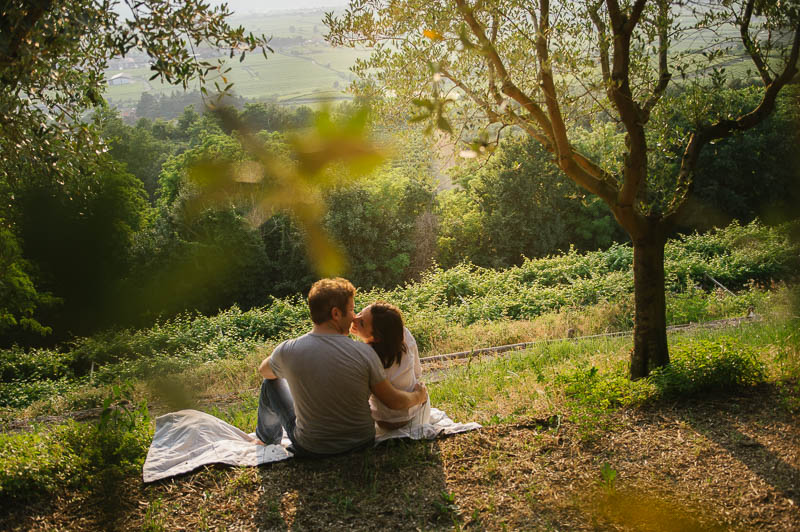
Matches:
[371,379,427,410]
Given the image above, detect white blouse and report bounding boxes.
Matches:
[369,327,424,423]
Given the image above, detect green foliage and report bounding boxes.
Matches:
[240,102,316,132]
[70,303,306,376]
[156,131,246,208]
[0,1,269,339]
[0,377,81,411]
[559,337,768,440]
[437,137,625,269]
[256,213,317,297]
[649,85,800,226]
[649,339,767,398]
[11,158,148,339]
[1,220,795,409]
[0,0,269,206]
[561,338,767,412]
[0,399,151,504]
[124,207,270,320]
[0,227,58,340]
[599,463,618,491]
[324,170,436,289]
[665,220,800,290]
[99,108,181,202]
[563,365,655,409]
[135,90,246,122]
[0,302,309,409]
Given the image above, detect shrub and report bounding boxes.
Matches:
[650,339,767,398]
[0,400,151,504]
[561,366,656,410]
[561,338,768,413]
[0,378,81,409]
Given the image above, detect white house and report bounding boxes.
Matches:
[109,73,135,86]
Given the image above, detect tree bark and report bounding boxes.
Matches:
[630,228,669,379]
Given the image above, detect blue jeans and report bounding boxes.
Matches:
[255,378,316,457]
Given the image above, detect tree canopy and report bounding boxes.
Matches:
[327,0,800,377]
[0,0,269,186]
[0,0,269,339]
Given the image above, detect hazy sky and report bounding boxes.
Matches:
[213,0,348,13]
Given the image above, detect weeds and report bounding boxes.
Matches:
[0,388,151,505]
[599,463,618,491]
[3,220,797,411]
[433,490,460,524]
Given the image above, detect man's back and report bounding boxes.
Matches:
[268,332,386,454]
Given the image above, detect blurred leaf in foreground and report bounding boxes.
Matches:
[185,104,386,277]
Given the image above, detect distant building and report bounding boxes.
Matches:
[109,73,135,86]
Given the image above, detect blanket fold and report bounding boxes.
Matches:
[143,408,479,483]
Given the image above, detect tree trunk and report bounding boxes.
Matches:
[630,231,669,379]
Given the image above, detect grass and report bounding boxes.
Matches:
[2,291,797,521]
[229,11,331,41]
[103,47,365,102]
[0,220,797,528]
[0,281,791,422]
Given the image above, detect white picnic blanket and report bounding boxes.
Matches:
[143,408,480,482]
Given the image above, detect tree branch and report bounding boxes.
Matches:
[642,0,672,120]
[439,66,503,122]
[588,2,611,86]
[605,0,648,212]
[486,12,504,105]
[454,0,552,135]
[534,0,573,164]
[666,22,800,226]
[740,0,772,85]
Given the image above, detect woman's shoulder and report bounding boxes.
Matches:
[403,327,418,348]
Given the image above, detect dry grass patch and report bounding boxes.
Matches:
[438,384,799,531]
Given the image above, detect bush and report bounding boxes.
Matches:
[650,338,767,398]
[0,407,151,504]
[561,338,768,413]
[561,366,656,410]
[0,378,81,409]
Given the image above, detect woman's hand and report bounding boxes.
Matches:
[413,382,428,405]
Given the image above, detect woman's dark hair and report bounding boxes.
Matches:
[369,301,407,369]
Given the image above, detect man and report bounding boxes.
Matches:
[256,277,428,456]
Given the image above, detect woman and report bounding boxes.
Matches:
[350,301,430,430]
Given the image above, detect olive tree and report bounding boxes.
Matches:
[1,0,269,185]
[327,0,800,378]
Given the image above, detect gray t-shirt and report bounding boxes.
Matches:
[268,332,387,454]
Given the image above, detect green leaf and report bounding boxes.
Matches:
[412,98,435,110]
[436,114,453,134]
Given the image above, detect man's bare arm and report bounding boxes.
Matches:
[258,356,278,380]
[371,379,428,411]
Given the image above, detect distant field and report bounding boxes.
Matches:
[104,9,372,108]
[103,6,765,111]
[231,10,333,40]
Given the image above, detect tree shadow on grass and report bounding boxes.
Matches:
[254,438,452,531]
[678,383,799,505]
